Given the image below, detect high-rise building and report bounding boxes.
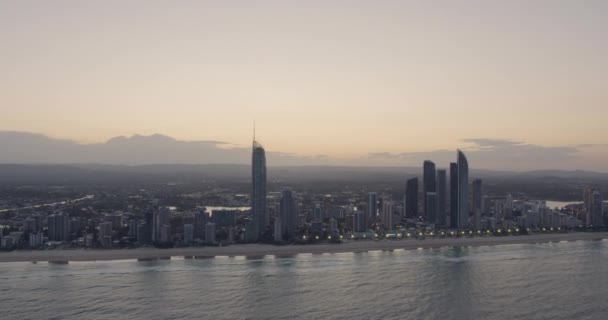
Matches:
[329,218,338,237]
[381,200,393,230]
[591,191,603,227]
[472,179,483,215]
[505,193,514,220]
[153,207,170,243]
[353,211,366,233]
[449,162,458,229]
[457,150,469,229]
[405,178,418,219]
[99,222,113,247]
[23,218,36,233]
[252,139,268,240]
[29,232,43,248]
[48,214,69,242]
[583,187,594,214]
[313,203,322,223]
[423,161,436,221]
[367,192,378,226]
[144,208,154,243]
[183,223,194,244]
[273,218,282,242]
[205,222,216,243]
[136,223,147,245]
[425,192,437,225]
[159,225,171,243]
[436,170,447,226]
[210,210,237,228]
[279,189,298,240]
[194,209,208,240]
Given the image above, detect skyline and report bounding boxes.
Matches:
[1,0,607,169]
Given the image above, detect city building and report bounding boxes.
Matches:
[423,160,436,221]
[159,224,171,243]
[183,223,194,244]
[144,208,154,243]
[137,223,148,245]
[457,150,469,229]
[329,218,338,237]
[405,177,418,219]
[48,214,69,242]
[205,222,216,243]
[472,179,483,215]
[353,210,366,232]
[252,138,268,240]
[425,192,437,225]
[274,218,282,242]
[99,222,113,248]
[381,200,393,230]
[367,192,378,226]
[194,209,208,240]
[450,162,458,229]
[29,232,43,248]
[279,189,298,240]
[153,207,171,243]
[313,203,322,223]
[591,190,603,226]
[436,169,447,226]
[505,193,514,220]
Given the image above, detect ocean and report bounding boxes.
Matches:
[1,240,606,320]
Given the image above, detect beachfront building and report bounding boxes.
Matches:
[252,139,268,241]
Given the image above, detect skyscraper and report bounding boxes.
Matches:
[405,178,418,219]
[472,179,483,215]
[144,208,154,244]
[367,192,378,226]
[252,139,268,240]
[274,218,282,242]
[381,200,393,230]
[48,214,68,242]
[436,169,447,226]
[205,222,216,243]
[591,190,603,227]
[353,210,366,233]
[423,160,436,221]
[425,192,437,225]
[183,224,194,244]
[153,207,170,243]
[313,203,322,222]
[505,193,514,220]
[450,162,458,229]
[279,189,298,240]
[457,150,469,229]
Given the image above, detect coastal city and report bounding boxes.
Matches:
[0,138,606,254]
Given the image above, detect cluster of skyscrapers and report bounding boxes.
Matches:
[406,150,472,230]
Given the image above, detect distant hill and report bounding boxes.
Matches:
[0,131,327,166]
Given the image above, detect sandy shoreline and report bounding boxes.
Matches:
[1,232,606,263]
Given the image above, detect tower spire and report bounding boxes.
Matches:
[253,120,256,142]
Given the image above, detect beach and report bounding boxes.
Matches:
[1,232,606,263]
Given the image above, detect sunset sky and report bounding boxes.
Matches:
[1,1,607,170]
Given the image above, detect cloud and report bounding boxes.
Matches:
[367,138,584,170]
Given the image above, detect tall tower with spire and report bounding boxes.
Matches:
[251,124,267,240]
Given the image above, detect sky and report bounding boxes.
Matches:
[1,1,607,170]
